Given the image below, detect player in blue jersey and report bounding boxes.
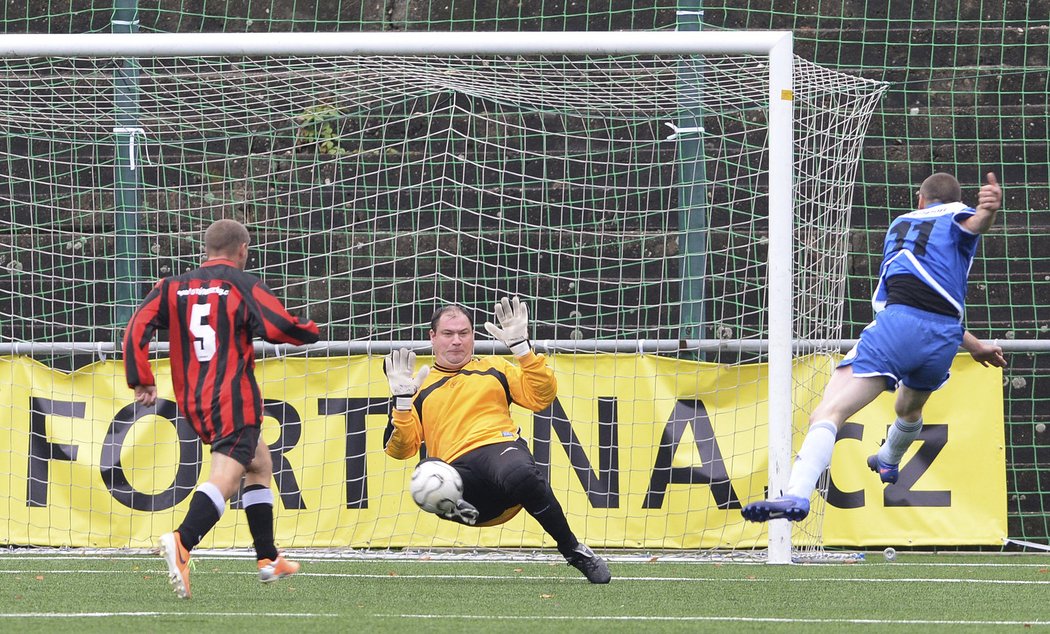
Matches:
[742,172,1007,522]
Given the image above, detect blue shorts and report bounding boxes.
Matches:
[839,304,964,392]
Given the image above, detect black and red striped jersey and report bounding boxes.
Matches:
[123,258,320,443]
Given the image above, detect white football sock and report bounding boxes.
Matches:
[196,481,226,517]
[785,420,838,499]
[877,416,923,465]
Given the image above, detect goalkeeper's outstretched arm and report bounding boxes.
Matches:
[484,296,531,357]
[484,296,557,409]
[383,348,428,459]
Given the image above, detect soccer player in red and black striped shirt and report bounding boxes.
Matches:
[123,219,319,598]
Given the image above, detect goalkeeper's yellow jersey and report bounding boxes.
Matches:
[385,351,557,463]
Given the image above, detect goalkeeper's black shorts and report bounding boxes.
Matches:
[450,438,544,525]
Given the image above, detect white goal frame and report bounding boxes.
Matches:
[0,30,796,564]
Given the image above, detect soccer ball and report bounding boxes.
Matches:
[410,459,463,515]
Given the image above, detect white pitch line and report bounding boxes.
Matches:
[0,612,339,619]
[4,554,1050,568]
[297,573,1050,585]
[2,611,1046,627]
[4,569,1050,585]
[381,614,1050,626]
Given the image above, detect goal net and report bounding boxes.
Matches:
[0,32,886,560]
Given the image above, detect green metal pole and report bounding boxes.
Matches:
[676,1,708,351]
[112,0,142,333]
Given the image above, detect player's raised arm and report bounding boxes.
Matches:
[484,296,557,408]
[483,296,531,357]
[382,348,429,459]
[385,347,430,412]
[961,172,1002,234]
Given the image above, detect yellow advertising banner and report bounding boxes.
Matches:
[0,353,1005,549]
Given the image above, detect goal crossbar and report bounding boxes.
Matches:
[0,30,792,57]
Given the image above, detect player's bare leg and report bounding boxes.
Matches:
[869,385,933,484]
[156,454,243,598]
[743,368,884,522]
[240,441,300,582]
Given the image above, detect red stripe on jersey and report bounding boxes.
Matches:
[123,281,164,388]
[122,262,319,444]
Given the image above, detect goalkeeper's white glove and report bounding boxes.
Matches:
[483,296,531,357]
[383,348,430,411]
[441,499,480,526]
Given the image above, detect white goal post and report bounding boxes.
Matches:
[0,31,886,564]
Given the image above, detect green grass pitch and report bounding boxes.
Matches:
[3,552,1050,632]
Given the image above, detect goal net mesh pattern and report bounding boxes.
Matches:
[0,51,886,555]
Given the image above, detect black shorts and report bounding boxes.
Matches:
[449,438,539,525]
[209,424,261,467]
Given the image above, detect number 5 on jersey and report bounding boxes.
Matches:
[189,302,217,362]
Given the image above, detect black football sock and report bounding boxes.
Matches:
[177,490,223,550]
[243,483,278,561]
[524,490,580,558]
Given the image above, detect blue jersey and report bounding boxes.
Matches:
[871,201,981,319]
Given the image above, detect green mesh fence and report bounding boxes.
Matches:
[0,1,1046,547]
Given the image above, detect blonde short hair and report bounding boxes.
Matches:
[204,219,250,257]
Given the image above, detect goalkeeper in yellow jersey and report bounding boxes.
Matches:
[383,297,611,584]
